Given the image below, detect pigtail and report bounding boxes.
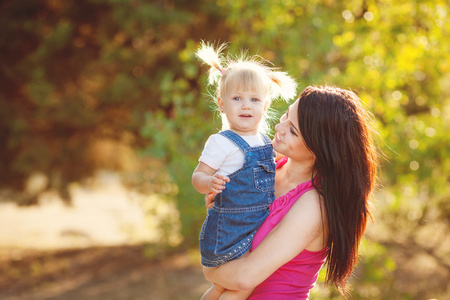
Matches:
[195,41,227,86]
[268,71,298,101]
[196,41,297,133]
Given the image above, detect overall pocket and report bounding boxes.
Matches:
[215,206,268,256]
[253,160,276,192]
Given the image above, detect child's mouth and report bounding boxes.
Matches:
[239,114,252,118]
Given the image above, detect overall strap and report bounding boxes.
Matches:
[218,130,251,152]
[259,133,272,145]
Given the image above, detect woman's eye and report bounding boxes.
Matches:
[290,128,298,136]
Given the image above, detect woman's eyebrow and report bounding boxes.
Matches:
[287,106,300,132]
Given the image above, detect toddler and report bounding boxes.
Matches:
[192,42,297,299]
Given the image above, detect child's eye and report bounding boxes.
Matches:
[233,97,241,101]
[252,98,260,102]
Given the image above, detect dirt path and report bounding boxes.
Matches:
[0,172,168,250]
[0,172,208,299]
[0,245,209,300]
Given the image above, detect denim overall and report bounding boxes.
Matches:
[199,130,276,267]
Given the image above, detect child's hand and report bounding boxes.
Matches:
[208,173,230,194]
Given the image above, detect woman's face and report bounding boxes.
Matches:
[273,99,315,162]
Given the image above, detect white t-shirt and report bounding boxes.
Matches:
[199,133,266,175]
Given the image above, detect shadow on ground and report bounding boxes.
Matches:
[0,245,209,300]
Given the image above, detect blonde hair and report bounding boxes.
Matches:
[196,41,297,133]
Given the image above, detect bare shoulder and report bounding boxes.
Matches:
[290,188,322,213]
[300,188,321,201]
[283,188,326,245]
[281,189,322,228]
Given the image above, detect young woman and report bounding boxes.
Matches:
[203,85,378,299]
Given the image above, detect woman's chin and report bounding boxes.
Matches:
[272,142,283,154]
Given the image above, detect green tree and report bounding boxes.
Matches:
[0,0,227,207]
[1,0,449,298]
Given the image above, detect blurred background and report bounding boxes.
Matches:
[0,0,449,299]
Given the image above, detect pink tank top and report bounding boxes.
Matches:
[249,156,328,300]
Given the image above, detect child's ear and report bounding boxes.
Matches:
[217,97,224,113]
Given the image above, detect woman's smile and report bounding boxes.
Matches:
[274,133,283,144]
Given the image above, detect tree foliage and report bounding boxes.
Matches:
[0,0,226,205]
[1,0,449,298]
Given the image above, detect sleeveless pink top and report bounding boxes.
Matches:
[249,157,328,299]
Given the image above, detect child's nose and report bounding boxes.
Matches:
[242,100,251,109]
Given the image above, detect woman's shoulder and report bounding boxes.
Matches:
[288,189,324,232]
[271,178,317,216]
[293,188,326,232]
[271,186,325,253]
[285,188,322,220]
[298,188,321,204]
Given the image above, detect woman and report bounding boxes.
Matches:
[203,85,378,299]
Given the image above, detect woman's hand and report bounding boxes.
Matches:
[205,192,216,210]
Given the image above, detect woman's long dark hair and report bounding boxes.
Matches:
[297,86,378,295]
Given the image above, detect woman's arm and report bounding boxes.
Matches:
[203,189,324,291]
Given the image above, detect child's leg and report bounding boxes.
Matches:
[201,283,226,300]
[219,288,254,300]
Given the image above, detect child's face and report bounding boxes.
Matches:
[218,88,269,136]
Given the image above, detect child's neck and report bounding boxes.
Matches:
[228,129,259,136]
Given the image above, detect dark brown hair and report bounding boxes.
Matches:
[297,86,378,295]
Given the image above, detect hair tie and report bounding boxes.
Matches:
[221,68,226,75]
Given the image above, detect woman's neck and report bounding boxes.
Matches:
[285,157,314,183]
[275,157,314,198]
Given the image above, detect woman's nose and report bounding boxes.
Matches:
[275,122,285,134]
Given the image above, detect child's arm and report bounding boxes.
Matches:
[192,162,230,194]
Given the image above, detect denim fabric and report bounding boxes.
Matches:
[199,130,276,267]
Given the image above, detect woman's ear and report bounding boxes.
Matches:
[217,97,224,113]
